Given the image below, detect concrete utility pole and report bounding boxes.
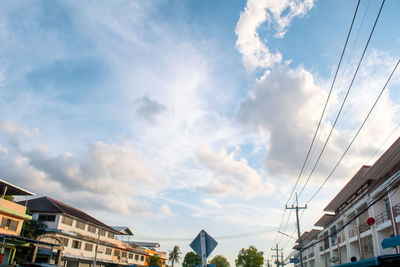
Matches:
[271,244,283,267]
[286,192,307,267]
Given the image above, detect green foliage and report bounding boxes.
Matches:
[168,245,182,267]
[149,254,163,267]
[235,246,264,267]
[182,251,201,267]
[20,220,47,239]
[4,195,14,201]
[210,255,230,267]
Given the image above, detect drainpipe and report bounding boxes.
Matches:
[387,189,399,253]
[1,186,7,199]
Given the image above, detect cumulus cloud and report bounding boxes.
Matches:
[135,95,167,125]
[0,120,38,147]
[235,0,314,72]
[158,204,176,217]
[195,145,275,198]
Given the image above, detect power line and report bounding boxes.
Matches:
[297,0,386,200]
[306,58,399,205]
[272,0,362,248]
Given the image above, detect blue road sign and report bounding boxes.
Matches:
[382,235,400,249]
[289,258,300,263]
[190,230,218,258]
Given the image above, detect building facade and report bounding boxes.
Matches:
[0,179,34,266]
[294,137,400,267]
[25,196,165,267]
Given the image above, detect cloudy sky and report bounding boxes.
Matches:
[1,0,400,265]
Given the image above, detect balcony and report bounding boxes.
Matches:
[0,198,32,220]
[359,222,371,234]
[348,227,358,238]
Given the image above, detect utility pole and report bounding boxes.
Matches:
[286,192,307,267]
[271,244,283,267]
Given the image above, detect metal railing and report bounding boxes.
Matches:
[348,227,358,238]
[359,222,371,233]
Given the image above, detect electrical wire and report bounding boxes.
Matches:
[306,59,399,205]
[297,0,386,199]
[272,0,362,248]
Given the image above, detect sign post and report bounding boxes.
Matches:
[190,230,218,267]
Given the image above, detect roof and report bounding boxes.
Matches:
[111,226,134,235]
[128,241,160,248]
[314,214,335,228]
[0,179,35,196]
[323,166,370,212]
[324,137,400,213]
[24,196,117,233]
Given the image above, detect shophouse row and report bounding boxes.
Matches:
[293,137,400,267]
[0,181,166,267]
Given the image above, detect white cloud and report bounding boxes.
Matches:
[158,204,176,217]
[235,0,314,73]
[195,145,275,198]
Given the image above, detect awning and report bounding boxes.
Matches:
[0,234,60,247]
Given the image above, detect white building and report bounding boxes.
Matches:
[25,196,148,267]
[295,137,400,267]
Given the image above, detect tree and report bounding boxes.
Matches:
[149,254,163,267]
[20,219,47,239]
[235,246,264,267]
[210,255,230,267]
[169,245,182,267]
[182,251,201,267]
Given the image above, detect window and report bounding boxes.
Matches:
[61,216,73,226]
[105,248,112,255]
[88,225,96,233]
[385,198,391,219]
[0,218,19,231]
[71,240,81,250]
[61,237,69,247]
[84,243,94,251]
[100,229,106,236]
[140,256,144,261]
[108,232,115,239]
[114,250,120,257]
[75,221,86,230]
[38,214,56,222]
[129,253,133,259]
[135,255,139,260]
[122,251,127,258]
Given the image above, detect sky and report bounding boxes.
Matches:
[1,0,400,265]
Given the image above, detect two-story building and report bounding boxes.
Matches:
[25,196,149,267]
[294,137,400,267]
[0,179,34,266]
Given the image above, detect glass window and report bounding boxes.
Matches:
[38,214,56,222]
[62,237,69,247]
[0,218,19,231]
[88,225,96,233]
[84,243,93,251]
[122,251,127,258]
[75,221,86,230]
[100,229,106,236]
[140,255,144,261]
[135,254,139,260]
[129,253,133,259]
[108,232,115,239]
[61,216,73,226]
[71,240,81,249]
[114,250,120,257]
[105,248,112,255]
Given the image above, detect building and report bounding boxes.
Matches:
[0,179,34,266]
[294,137,400,267]
[25,196,151,267]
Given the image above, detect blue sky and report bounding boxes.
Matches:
[1,0,400,265]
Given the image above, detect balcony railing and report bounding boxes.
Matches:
[359,222,371,234]
[348,227,358,238]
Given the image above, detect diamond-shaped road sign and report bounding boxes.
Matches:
[190,230,218,258]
